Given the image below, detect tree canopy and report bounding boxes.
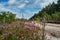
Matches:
[30,0,60,21]
[0,12,16,23]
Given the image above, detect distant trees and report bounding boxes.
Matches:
[57,0,60,12]
[44,2,56,14]
[52,12,60,21]
[0,12,16,23]
[30,0,60,21]
[42,12,52,20]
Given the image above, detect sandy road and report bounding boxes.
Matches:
[33,22,60,40]
[44,23,60,40]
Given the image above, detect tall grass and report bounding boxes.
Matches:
[0,22,42,40]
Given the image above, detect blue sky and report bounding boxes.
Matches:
[0,0,58,19]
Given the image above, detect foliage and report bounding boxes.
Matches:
[52,12,60,21]
[0,12,16,23]
[0,22,41,40]
[30,0,60,21]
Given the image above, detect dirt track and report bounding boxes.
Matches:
[44,23,60,40]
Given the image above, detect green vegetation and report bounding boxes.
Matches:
[30,0,60,21]
[0,12,16,23]
[0,22,41,40]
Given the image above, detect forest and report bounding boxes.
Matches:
[0,12,16,23]
[30,0,60,22]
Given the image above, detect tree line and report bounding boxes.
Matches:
[0,12,16,23]
[30,0,60,21]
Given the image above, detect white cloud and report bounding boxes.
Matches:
[0,4,8,11]
[25,0,29,3]
[22,10,35,19]
[18,4,26,8]
[0,3,21,18]
[8,0,16,4]
[0,0,58,19]
[40,0,58,8]
[26,0,57,9]
[34,0,41,4]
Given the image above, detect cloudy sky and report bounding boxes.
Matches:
[0,0,58,19]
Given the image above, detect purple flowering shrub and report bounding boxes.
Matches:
[0,22,41,40]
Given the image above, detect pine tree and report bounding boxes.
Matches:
[57,0,60,12]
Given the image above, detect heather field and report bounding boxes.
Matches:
[0,21,42,40]
[0,0,60,40]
